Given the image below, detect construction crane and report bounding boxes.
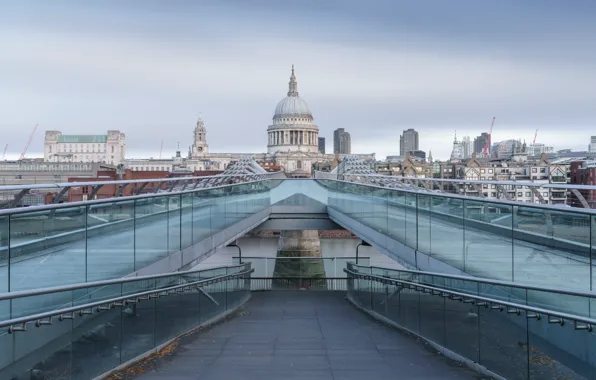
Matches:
[2,144,7,160]
[19,124,39,160]
[533,129,538,144]
[482,117,496,158]
[159,139,164,159]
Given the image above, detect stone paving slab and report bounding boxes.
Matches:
[135,291,487,380]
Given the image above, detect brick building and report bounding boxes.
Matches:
[64,169,223,203]
[570,160,596,208]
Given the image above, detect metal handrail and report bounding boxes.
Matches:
[0,268,254,332]
[0,263,250,301]
[348,263,596,300]
[0,177,276,216]
[341,173,584,190]
[344,268,596,329]
[233,256,370,260]
[0,173,280,192]
[320,178,596,215]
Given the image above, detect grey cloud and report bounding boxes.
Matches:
[1,0,595,161]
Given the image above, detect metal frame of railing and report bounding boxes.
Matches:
[232,256,370,278]
[0,172,282,209]
[319,177,596,267]
[0,176,279,216]
[344,268,596,332]
[317,171,592,208]
[350,264,596,300]
[0,263,250,302]
[249,277,347,291]
[5,174,593,216]
[318,177,596,216]
[0,266,254,333]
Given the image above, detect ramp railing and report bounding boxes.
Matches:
[0,263,253,380]
[345,265,596,380]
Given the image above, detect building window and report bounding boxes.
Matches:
[526,192,531,197]
[532,168,537,173]
[543,192,548,197]
[480,169,485,173]
[517,192,523,197]
[111,146,114,153]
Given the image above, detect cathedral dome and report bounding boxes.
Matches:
[273,65,312,118]
[274,96,311,117]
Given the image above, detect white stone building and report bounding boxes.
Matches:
[44,130,126,166]
[124,66,375,176]
[527,143,554,157]
[267,65,319,155]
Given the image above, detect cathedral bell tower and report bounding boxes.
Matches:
[192,113,209,156]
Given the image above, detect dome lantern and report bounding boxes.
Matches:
[288,64,299,97]
[273,65,312,118]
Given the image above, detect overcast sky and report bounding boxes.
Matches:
[1,0,595,160]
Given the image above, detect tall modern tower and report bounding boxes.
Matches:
[318,137,326,154]
[333,128,351,154]
[399,129,419,156]
[474,133,490,154]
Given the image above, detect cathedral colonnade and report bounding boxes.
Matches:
[268,130,318,147]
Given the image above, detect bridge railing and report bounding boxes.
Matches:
[0,263,253,380]
[317,171,592,209]
[318,178,596,292]
[347,262,596,317]
[0,178,275,292]
[0,172,280,209]
[6,174,596,295]
[345,265,596,380]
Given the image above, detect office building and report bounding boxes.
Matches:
[318,137,326,154]
[333,128,351,154]
[399,129,419,156]
[589,136,596,153]
[409,150,426,161]
[473,133,490,154]
[527,143,554,157]
[462,136,472,159]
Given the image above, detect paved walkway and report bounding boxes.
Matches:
[136,292,485,380]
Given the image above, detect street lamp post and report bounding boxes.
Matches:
[228,243,242,264]
[355,240,371,264]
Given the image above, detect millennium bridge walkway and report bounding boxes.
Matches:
[2,163,596,379]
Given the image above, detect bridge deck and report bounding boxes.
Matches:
[134,292,480,380]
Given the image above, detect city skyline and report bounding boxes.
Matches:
[1,1,595,161]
